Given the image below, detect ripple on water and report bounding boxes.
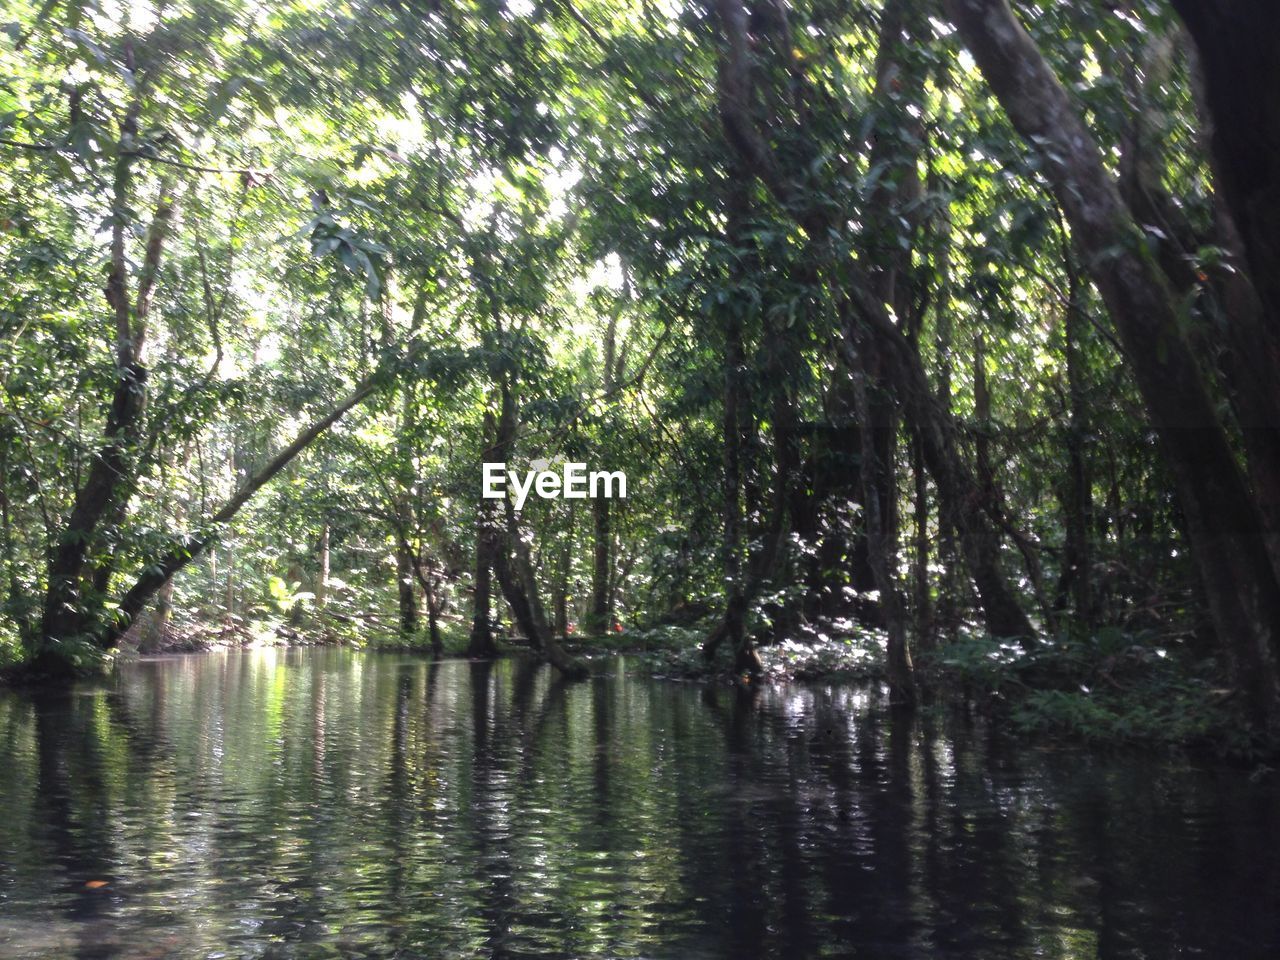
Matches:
[0,651,1277,959]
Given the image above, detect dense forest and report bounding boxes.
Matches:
[2,0,1279,750]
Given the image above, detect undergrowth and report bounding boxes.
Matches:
[926,628,1258,756]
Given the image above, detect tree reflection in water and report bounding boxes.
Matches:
[0,649,1277,959]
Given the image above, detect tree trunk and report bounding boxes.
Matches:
[947,0,1280,726]
[837,296,1036,643]
[208,549,218,617]
[468,411,500,659]
[553,510,573,638]
[588,299,621,635]
[489,379,587,678]
[396,536,417,637]
[225,540,236,615]
[1116,26,1280,586]
[589,495,611,633]
[928,141,962,644]
[316,523,330,610]
[708,0,1034,648]
[1057,252,1093,623]
[826,390,882,626]
[1170,0,1280,343]
[857,0,927,692]
[139,577,174,654]
[701,183,755,674]
[1,439,34,646]
[492,519,588,679]
[851,346,916,704]
[425,564,444,656]
[910,425,932,650]
[394,379,418,639]
[58,363,400,662]
[37,161,175,651]
[973,330,1053,623]
[973,334,994,504]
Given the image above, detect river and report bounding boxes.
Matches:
[0,648,1276,958]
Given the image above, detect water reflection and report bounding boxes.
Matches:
[0,649,1276,958]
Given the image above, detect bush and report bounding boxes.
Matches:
[931,628,1254,753]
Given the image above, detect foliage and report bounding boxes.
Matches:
[0,0,1275,751]
[933,629,1253,752]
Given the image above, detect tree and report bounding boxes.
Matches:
[946,0,1280,727]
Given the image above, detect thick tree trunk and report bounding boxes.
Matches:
[1117,28,1280,586]
[947,0,1280,725]
[38,164,174,651]
[1170,0,1280,341]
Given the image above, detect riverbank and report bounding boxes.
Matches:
[241,616,1280,760]
[4,612,1268,760]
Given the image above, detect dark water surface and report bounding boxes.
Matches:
[0,649,1277,959]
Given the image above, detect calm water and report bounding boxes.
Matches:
[0,650,1277,959]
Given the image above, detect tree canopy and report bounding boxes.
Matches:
[3,0,1280,747]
